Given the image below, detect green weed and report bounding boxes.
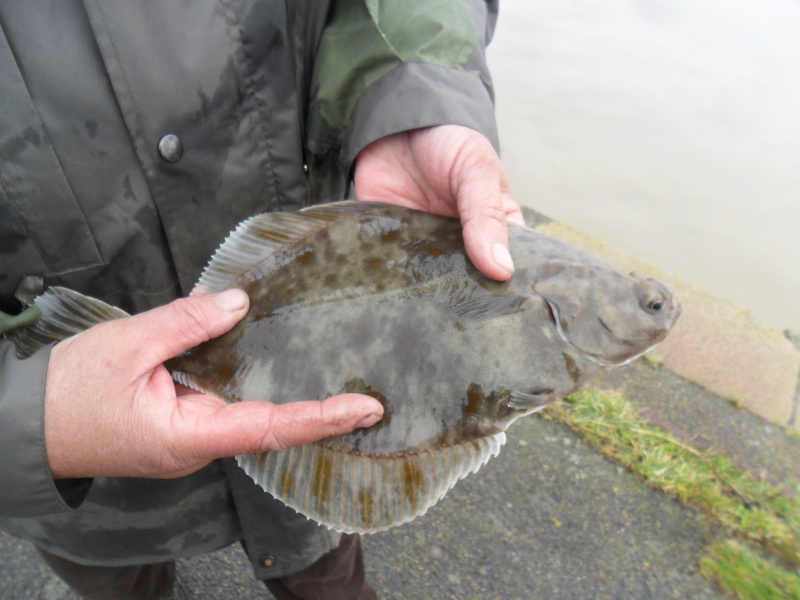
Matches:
[542,388,800,597]
[699,540,800,600]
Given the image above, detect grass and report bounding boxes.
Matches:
[699,540,800,600]
[788,426,800,443]
[542,387,800,598]
[641,352,663,367]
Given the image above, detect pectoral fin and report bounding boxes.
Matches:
[451,294,534,322]
[510,389,555,412]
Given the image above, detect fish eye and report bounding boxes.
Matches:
[645,297,664,312]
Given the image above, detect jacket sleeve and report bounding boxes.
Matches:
[0,340,91,517]
[307,0,500,168]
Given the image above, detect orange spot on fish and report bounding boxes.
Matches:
[313,452,332,505]
[402,459,421,514]
[297,249,315,265]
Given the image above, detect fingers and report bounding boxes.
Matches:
[504,194,527,227]
[45,291,385,480]
[461,213,515,282]
[354,124,523,282]
[450,130,518,281]
[265,394,384,449]
[125,290,249,368]
[183,394,384,460]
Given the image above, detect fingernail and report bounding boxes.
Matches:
[507,215,526,227]
[492,242,515,274]
[355,412,383,429]
[213,289,248,312]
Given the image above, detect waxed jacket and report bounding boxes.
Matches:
[0,0,499,579]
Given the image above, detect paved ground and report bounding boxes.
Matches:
[2,211,798,599]
[0,378,731,600]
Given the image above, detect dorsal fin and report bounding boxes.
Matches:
[237,431,506,534]
[8,287,129,358]
[194,201,377,294]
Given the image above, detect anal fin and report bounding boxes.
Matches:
[237,432,507,534]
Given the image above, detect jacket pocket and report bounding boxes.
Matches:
[0,166,104,308]
[0,32,103,302]
[0,164,104,277]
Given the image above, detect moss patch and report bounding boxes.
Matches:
[699,540,800,600]
[542,388,800,597]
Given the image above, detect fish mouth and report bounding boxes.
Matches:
[542,299,657,368]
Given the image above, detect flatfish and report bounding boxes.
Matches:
[11,201,681,533]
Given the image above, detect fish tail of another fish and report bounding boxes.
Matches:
[6,287,129,358]
[237,431,507,534]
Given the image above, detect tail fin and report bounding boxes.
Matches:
[8,287,129,358]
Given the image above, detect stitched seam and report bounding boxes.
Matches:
[0,19,49,269]
[0,16,102,270]
[219,0,283,210]
[90,0,150,175]
[80,0,162,224]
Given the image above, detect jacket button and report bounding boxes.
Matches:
[259,554,276,568]
[157,134,183,163]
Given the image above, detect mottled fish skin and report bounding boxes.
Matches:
[163,201,681,532]
[8,202,680,533]
[171,203,678,449]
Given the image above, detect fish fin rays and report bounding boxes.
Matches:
[194,201,384,294]
[451,294,534,322]
[170,371,227,400]
[7,287,129,357]
[300,199,384,214]
[510,389,555,412]
[237,431,507,534]
[194,211,332,294]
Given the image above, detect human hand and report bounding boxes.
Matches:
[354,124,525,281]
[44,290,383,479]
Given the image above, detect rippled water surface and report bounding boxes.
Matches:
[489,0,800,333]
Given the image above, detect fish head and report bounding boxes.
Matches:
[534,263,681,366]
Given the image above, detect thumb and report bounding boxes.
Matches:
[444,127,517,281]
[123,289,249,367]
[456,165,516,282]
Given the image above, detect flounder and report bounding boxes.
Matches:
[11,201,681,533]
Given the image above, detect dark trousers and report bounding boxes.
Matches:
[36,534,376,600]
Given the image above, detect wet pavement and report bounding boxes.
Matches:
[0,384,729,600]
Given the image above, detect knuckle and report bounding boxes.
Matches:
[170,299,213,340]
[462,201,508,230]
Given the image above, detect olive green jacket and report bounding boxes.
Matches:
[0,0,499,578]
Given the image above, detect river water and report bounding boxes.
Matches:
[488,0,800,333]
